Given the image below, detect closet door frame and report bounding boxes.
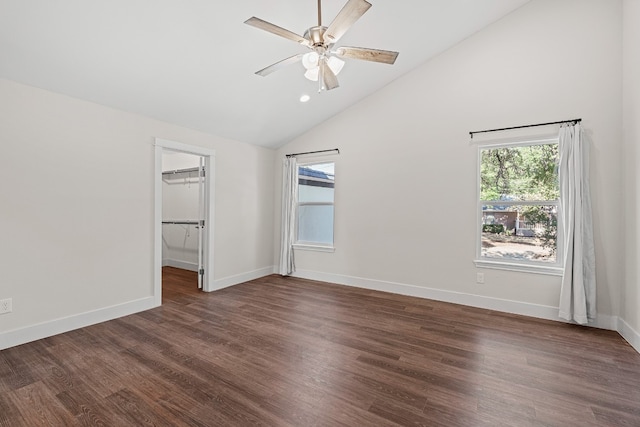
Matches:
[154,138,216,303]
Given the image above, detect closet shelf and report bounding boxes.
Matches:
[162,166,206,177]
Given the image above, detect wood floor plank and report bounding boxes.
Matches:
[0,346,37,392]
[105,387,176,427]
[314,393,399,427]
[7,381,80,426]
[0,267,639,426]
[0,392,24,427]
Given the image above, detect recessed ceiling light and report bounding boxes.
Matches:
[299,94,311,103]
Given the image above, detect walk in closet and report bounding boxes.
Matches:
[162,151,206,289]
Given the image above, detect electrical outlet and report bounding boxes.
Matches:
[476,273,485,284]
[0,298,12,314]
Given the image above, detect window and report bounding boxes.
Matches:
[295,162,335,248]
[476,138,563,274]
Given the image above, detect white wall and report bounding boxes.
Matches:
[162,152,202,270]
[274,0,623,326]
[622,0,640,346]
[0,78,274,346]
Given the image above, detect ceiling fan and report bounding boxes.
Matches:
[245,0,399,92]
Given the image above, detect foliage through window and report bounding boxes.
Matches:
[479,140,561,267]
[297,162,335,246]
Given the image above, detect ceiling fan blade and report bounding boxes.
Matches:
[255,53,305,77]
[320,58,339,91]
[324,0,372,45]
[335,46,399,64]
[245,17,311,47]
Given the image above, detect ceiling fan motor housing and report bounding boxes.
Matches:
[304,26,329,47]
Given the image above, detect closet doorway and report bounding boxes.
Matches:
[154,139,215,303]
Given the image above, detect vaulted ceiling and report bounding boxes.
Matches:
[0,0,530,148]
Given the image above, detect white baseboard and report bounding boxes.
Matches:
[162,258,198,272]
[292,269,620,331]
[210,266,275,291]
[592,314,619,331]
[0,297,157,350]
[619,317,640,354]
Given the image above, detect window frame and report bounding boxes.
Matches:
[474,137,564,275]
[293,160,336,252]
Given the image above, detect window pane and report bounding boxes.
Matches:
[298,163,335,203]
[481,204,557,263]
[298,205,334,245]
[299,184,334,203]
[480,144,559,201]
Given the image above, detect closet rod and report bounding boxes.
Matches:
[162,220,202,226]
[469,118,581,139]
[162,166,205,176]
[285,148,339,158]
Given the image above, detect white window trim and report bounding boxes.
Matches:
[293,243,336,252]
[294,160,336,250]
[473,260,563,276]
[474,137,563,275]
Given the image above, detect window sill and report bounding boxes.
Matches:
[474,259,563,276]
[293,243,335,253]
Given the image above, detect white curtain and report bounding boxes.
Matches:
[279,157,298,275]
[558,123,596,324]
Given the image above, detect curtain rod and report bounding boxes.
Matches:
[285,148,340,158]
[469,118,582,139]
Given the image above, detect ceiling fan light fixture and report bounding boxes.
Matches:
[327,56,345,75]
[302,52,319,70]
[304,67,320,81]
[303,54,344,82]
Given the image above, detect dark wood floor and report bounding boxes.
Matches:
[1,268,639,426]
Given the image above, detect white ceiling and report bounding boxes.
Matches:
[0,0,530,148]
